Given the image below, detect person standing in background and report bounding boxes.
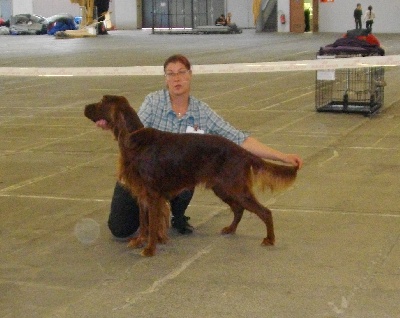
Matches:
[364,5,375,32]
[304,7,311,32]
[353,3,363,29]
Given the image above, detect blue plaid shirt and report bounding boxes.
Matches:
[138,89,249,145]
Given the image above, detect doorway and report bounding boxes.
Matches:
[290,0,318,33]
[304,0,312,32]
[142,0,224,29]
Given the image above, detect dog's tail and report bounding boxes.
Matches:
[251,159,298,193]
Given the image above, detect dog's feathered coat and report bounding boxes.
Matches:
[85,95,298,256]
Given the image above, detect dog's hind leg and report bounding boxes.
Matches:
[237,195,275,246]
[212,186,244,235]
[221,203,244,235]
[214,183,275,246]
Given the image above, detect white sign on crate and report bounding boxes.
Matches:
[317,55,336,80]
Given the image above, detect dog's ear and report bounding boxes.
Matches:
[115,96,144,132]
[110,106,127,140]
[124,107,144,132]
[108,96,144,139]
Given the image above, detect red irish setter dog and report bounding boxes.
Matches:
[84,95,298,256]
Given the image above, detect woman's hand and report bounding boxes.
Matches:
[241,137,303,169]
[282,154,303,169]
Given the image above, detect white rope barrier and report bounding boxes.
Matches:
[0,55,398,77]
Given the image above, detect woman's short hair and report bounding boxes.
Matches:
[163,54,191,71]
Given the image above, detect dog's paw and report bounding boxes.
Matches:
[141,247,156,257]
[261,237,275,246]
[220,226,235,235]
[127,237,145,248]
[157,235,169,244]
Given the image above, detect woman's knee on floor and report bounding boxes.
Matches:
[108,182,140,239]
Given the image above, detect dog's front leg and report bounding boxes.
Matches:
[156,200,170,244]
[141,204,158,257]
[127,228,146,249]
[127,202,148,249]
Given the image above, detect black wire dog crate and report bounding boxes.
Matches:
[315,54,385,116]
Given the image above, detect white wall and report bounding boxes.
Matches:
[32,1,79,17]
[0,0,13,19]
[5,0,400,32]
[318,0,400,33]
[226,0,253,28]
[277,0,289,32]
[113,0,136,29]
[12,0,32,15]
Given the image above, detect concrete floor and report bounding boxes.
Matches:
[0,30,399,318]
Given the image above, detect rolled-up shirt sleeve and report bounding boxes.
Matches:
[202,106,249,145]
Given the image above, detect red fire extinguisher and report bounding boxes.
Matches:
[280,14,286,24]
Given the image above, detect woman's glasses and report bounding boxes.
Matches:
[164,69,191,79]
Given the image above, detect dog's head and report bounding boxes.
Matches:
[84,95,144,139]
